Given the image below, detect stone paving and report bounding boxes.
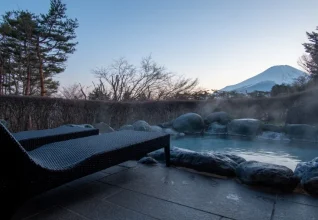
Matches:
[13,161,318,220]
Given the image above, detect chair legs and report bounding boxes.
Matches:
[3,196,22,220]
[164,144,171,167]
[4,208,16,220]
[1,183,26,220]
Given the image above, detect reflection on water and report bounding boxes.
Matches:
[171,135,318,170]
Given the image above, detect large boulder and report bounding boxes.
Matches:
[236,161,299,192]
[205,122,227,134]
[262,124,283,133]
[172,113,205,134]
[138,157,158,165]
[294,157,318,182]
[148,147,244,177]
[148,148,167,161]
[119,124,134,131]
[163,128,178,135]
[222,153,246,164]
[294,158,318,195]
[204,111,231,125]
[163,128,184,137]
[148,147,194,162]
[284,124,317,141]
[93,122,114,133]
[303,177,318,196]
[228,119,262,136]
[173,152,238,177]
[66,124,95,129]
[132,120,151,131]
[158,120,174,128]
[295,158,318,195]
[150,125,163,132]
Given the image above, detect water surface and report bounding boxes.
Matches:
[171,135,318,170]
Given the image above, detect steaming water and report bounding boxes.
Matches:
[171,134,318,170]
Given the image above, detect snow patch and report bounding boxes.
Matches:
[221,65,307,92]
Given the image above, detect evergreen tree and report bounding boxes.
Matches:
[0,11,38,95]
[0,0,78,96]
[270,84,292,97]
[300,26,318,83]
[35,0,78,96]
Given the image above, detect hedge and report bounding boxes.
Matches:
[0,89,316,132]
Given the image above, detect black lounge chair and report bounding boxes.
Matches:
[0,122,170,219]
[13,125,99,151]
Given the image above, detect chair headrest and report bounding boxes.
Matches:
[0,121,27,154]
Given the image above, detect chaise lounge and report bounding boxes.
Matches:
[12,125,99,151]
[0,122,170,219]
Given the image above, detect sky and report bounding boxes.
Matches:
[1,0,318,90]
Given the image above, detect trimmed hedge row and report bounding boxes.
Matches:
[0,89,315,132]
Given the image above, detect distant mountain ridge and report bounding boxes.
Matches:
[221,65,307,93]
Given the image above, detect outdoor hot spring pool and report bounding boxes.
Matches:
[170,135,318,170]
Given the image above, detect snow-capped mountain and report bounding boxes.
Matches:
[221,65,307,93]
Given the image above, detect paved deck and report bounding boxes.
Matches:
[13,161,318,220]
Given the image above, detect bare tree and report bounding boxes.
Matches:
[298,55,318,77]
[157,75,199,100]
[291,75,310,92]
[92,56,198,101]
[88,80,112,100]
[58,83,88,100]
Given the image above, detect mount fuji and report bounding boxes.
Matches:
[221,65,307,93]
